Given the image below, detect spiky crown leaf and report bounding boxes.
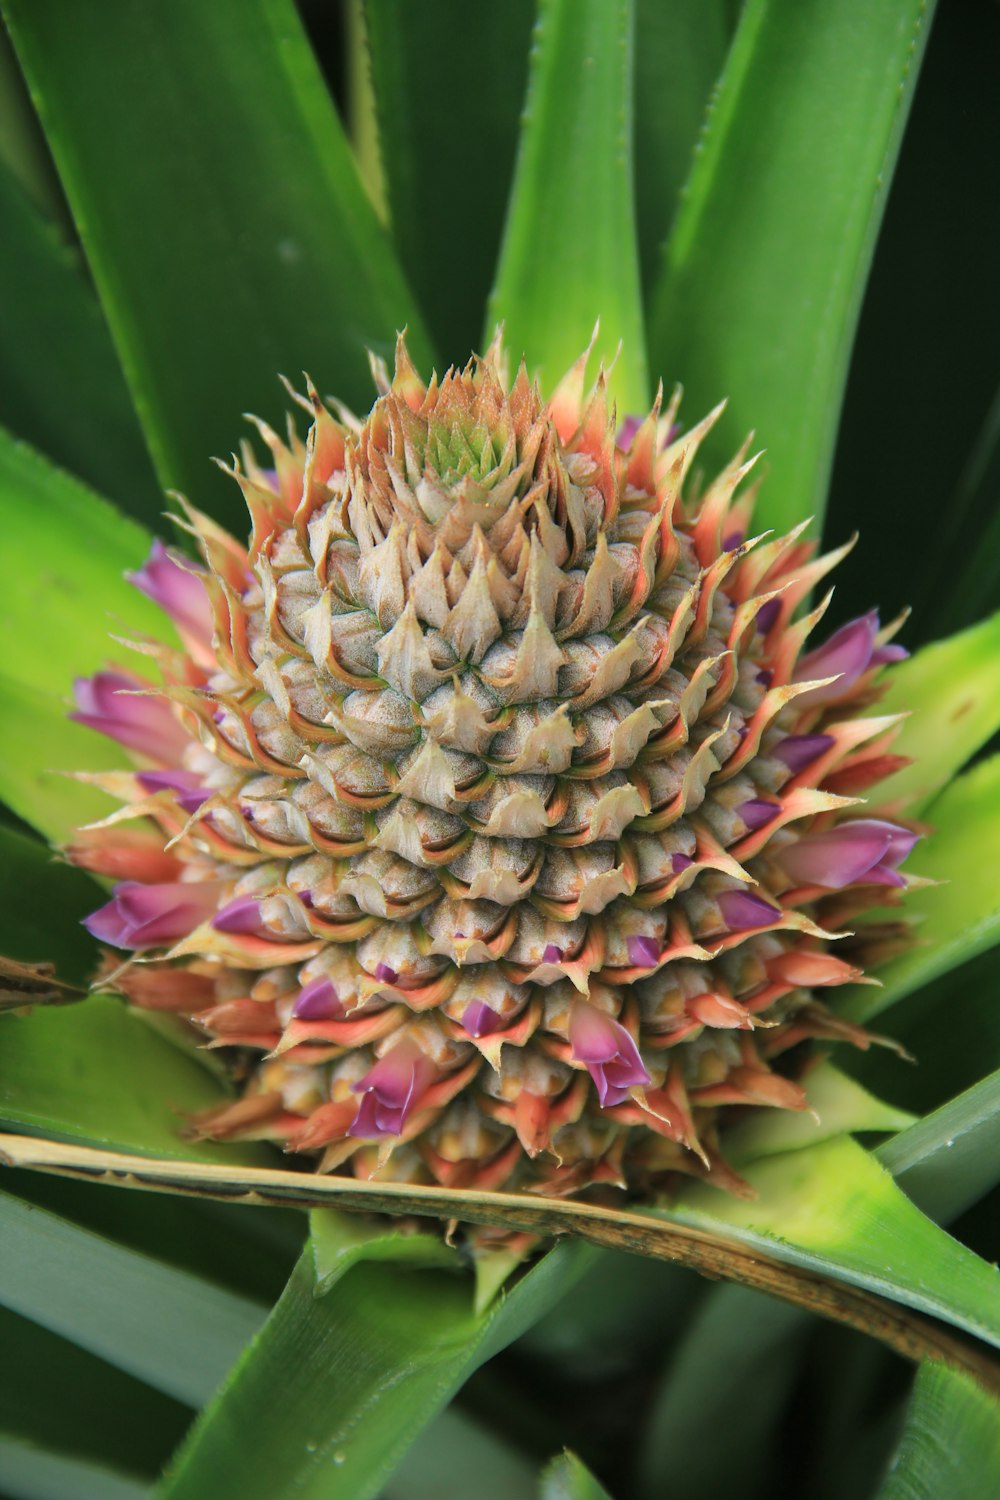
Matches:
[71,336,915,1203]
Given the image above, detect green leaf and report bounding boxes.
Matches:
[633,0,732,298]
[0,823,103,983]
[0,993,270,1166]
[0,675,127,841]
[638,1284,809,1500]
[311,1207,460,1295]
[0,165,160,517]
[0,427,165,698]
[875,611,1000,814]
[487,0,647,411]
[0,1303,190,1492]
[2,0,434,530]
[364,0,534,364]
[648,0,936,532]
[722,1061,915,1167]
[158,1241,596,1500]
[385,1408,536,1500]
[877,1069,1000,1226]
[0,1187,265,1407]
[669,1135,1000,1350]
[873,1362,1000,1500]
[840,755,1000,1022]
[540,1451,614,1500]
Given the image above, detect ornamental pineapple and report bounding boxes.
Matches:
[70,336,916,1200]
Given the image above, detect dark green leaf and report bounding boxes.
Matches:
[384,1408,536,1500]
[364,0,534,365]
[0,1188,265,1407]
[487,0,647,411]
[872,1362,1000,1500]
[3,0,434,529]
[158,1241,595,1500]
[877,1069,1000,1226]
[0,165,160,515]
[0,823,103,984]
[638,1284,809,1500]
[648,0,936,533]
[0,993,271,1165]
[540,1451,614,1500]
[633,0,732,299]
[0,1304,190,1487]
[0,1439,151,1500]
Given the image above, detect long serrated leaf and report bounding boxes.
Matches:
[872,1362,1000,1500]
[877,1069,1000,1226]
[840,755,1000,1022]
[157,1240,595,1500]
[487,0,647,411]
[0,427,165,698]
[0,1188,264,1407]
[669,1134,1000,1351]
[540,1451,614,1500]
[876,611,1000,814]
[0,823,103,984]
[2,0,434,530]
[0,1438,151,1500]
[0,166,159,516]
[0,994,270,1166]
[632,0,732,298]
[364,0,534,365]
[385,1408,536,1500]
[648,0,936,532]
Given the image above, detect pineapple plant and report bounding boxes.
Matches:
[0,1,999,1498]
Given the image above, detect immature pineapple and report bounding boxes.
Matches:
[70,337,915,1200]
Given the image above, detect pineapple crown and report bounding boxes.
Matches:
[69,335,915,1202]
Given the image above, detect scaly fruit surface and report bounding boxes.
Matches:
[70,337,916,1201]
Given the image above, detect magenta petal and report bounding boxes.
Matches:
[293,976,342,1020]
[778,818,913,890]
[871,642,909,666]
[738,799,780,831]
[717,889,780,931]
[137,769,207,815]
[773,734,835,774]
[755,598,781,634]
[374,962,399,984]
[212,896,267,935]
[569,1004,651,1107]
[793,611,879,705]
[128,541,214,645]
[542,944,564,963]
[626,935,660,967]
[348,1043,430,1139]
[616,415,642,450]
[671,853,694,873]
[462,1000,505,1038]
[71,671,189,760]
[84,880,218,950]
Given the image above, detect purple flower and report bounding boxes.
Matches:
[348,1041,434,1139]
[136,769,207,815]
[778,818,918,890]
[774,734,835,774]
[717,889,780,931]
[755,598,781,634]
[212,896,269,935]
[374,961,399,984]
[671,852,694,873]
[462,1000,506,1038]
[71,671,190,760]
[84,880,219,950]
[794,611,903,707]
[292,976,343,1021]
[569,1002,650,1107]
[737,799,780,831]
[626,934,660,967]
[128,540,213,649]
[542,944,564,963]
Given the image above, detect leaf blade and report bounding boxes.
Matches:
[487,0,647,410]
[873,1362,1000,1500]
[648,0,937,532]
